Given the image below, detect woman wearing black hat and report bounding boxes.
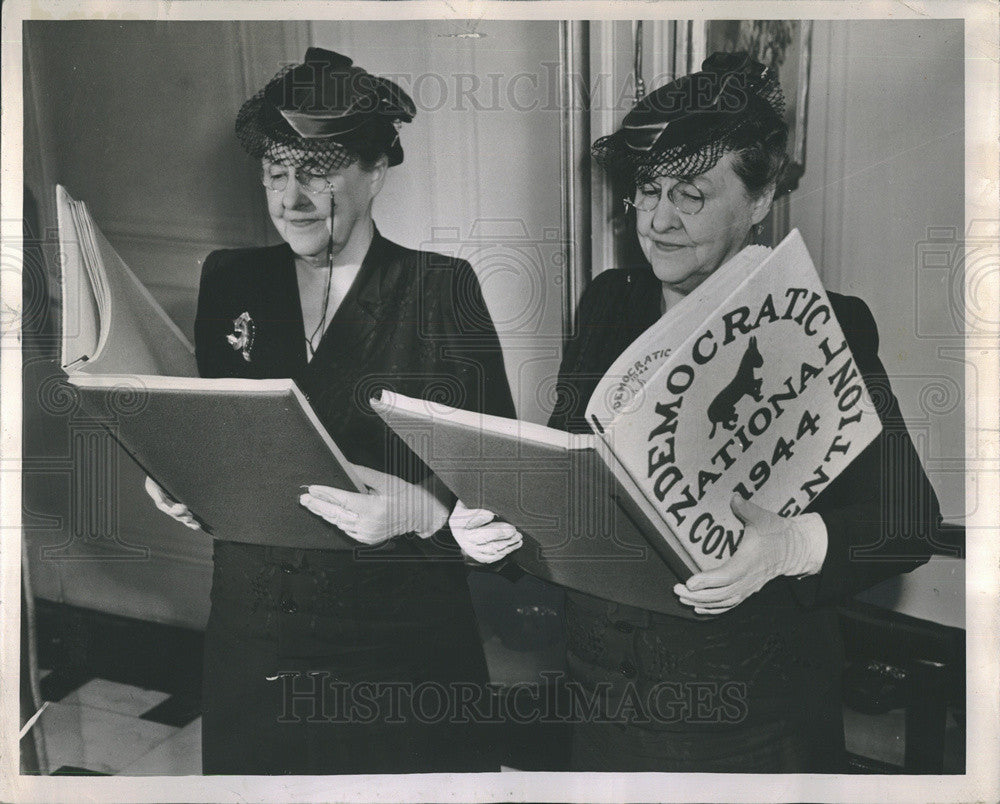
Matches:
[146,48,513,774]
[451,52,943,772]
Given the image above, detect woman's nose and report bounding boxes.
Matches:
[650,194,682,232]
[281,175,309,209]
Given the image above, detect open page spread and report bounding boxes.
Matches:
[54,186,366,548]
[373,231,882,599]
[373,391,703,614]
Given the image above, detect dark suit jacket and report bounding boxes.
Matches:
[196,228,515,485]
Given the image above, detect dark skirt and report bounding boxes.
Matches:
[564,590,847,773]
[201,540,498,774]
[569,699,845,773]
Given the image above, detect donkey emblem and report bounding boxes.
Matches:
[707,336,764,438]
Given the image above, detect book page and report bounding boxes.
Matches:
[57,186,198,377]
[585,245,771,429]
[375,389,588,451]
[603,230,882,571]
[56,185,101,366]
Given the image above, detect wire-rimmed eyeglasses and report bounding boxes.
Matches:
[623,180,705,216]
[261,165,335,195]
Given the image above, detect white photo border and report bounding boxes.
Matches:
[2,1,996,802]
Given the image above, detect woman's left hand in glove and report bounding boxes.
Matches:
[673,494,828,615]
[299,464,450,546]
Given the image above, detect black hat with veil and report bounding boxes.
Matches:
[592,51,787,185]
[235,47,416,171]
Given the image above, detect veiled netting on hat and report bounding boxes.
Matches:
[592,129,736,185]
[592,115,781,185]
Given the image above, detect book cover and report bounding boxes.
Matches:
[372,394,702,618]
[603,230,882,571]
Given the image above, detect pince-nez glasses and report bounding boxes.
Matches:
[623,180,706,216]
[261,165,335,195]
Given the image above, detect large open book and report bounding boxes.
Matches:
[57,185,363,548]
[374,230,882,614]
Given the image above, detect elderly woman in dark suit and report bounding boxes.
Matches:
[451,52,944,772]
[147,47,513,774]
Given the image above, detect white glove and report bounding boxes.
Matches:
[144,476,201,530]
[674,494,827,615]
[448,500,523,564]
[300,464,450,546]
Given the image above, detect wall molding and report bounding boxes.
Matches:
[589,21,627,278]
[818,22,849,289]
[559,20,591,335]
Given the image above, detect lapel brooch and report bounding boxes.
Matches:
[226,311,256,362]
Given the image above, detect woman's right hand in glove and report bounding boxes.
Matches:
[448,500,522,564]
[144,476,201,530]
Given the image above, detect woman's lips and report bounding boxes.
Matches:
[652,241,686,252]
[285,218,323,228]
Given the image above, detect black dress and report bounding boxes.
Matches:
[548,265,945,773]
[193,229,515,774]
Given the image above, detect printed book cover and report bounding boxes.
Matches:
[602,229,882,571]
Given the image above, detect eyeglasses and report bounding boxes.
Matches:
[261,166,335,195]
[623,180,706,215]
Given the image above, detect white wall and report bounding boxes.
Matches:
[788,20,965,621]
[310,21,566,424]
[790,19,965,519]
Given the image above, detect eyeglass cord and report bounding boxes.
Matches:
[305,194,335,360]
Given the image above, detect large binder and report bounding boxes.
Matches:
[372,396,702,617]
